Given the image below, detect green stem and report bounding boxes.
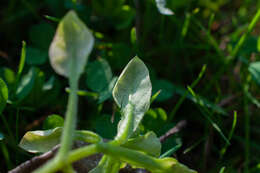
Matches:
[56,74,79,160]
[34,63,79,173]
[243,75,251,173]
[96,142,166,172]
[168,64,206,121]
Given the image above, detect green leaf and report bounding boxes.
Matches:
[98,77,118,103]
[113,57,152,136]
[75,130,102,143]
[26,47,48,65]
[43,114,64,130]
[249,61,260,85]
[86,58,112,92]
[15,67,37,101]
[0,67,16,86]
[122,131,161,157]
[94,114,118,139]
[0,78,8,114]
[155,0,174,16]
[29,22,55,50]
[143,108,167,132]
[19,127,101,153]
[49,10,94,78]
[0,132,4,140]
[19,127,62,153]
[89,156,121,173]
[17,41,26,82]
[153,157,197,173]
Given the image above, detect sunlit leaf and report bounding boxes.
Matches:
[49,10,94,78]
[43,114,64,130]
[0,78,8,114]
[113,56,152,140]
[122,131,161,157]
[155,0,174,15]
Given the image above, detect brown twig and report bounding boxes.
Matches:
[159,120,187,143]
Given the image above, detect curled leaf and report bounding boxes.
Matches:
[19,127,101,153]
[49,10,94,78]
[19,127,62,153]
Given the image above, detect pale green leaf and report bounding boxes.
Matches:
[0,78,8,114]
[19,127,101,153]
[19,127,62,153]
[122,131,161,157]
[113,57,152,136]
[49,10,94,78]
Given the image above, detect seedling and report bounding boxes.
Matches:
[19,10,197,173]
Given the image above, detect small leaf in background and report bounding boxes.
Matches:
[19,127,62,153]
[29,22,55,50]
[130,27,137,45]
[15,67,37,101]
[43,114,64,130]
[113,57,152,134]
[258,36,260,52]
[86,58,112,92]
[152,79,174,102]
[98,77,118,103]
[143,108,167,132]
[25,47,48,65]
[155,0,174,15]
[0,78,8,114]
[115,5,135,30]
[249,61,260,86]
[122,131,161,157]
[0,68,15,87]
[0,132,4,140]
[49,10,94,78]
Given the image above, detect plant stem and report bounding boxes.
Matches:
[243,75,251,173]
[96,142,166,172]
[56,73,78,159]
[34,61,79,173]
